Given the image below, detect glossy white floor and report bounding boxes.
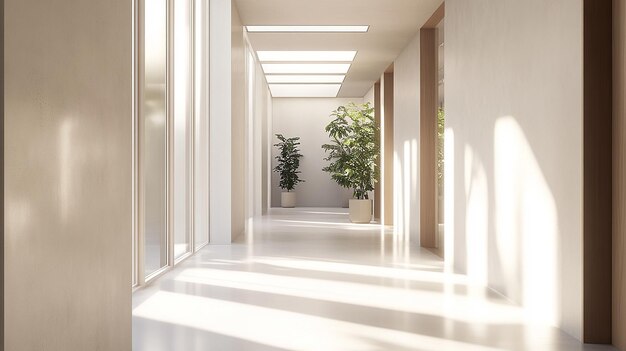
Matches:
[133,208,616,351]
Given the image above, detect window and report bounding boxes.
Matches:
[133,0,210,288]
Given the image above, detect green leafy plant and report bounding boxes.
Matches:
[273,134,304,192]
[321,102,380,200]
[437,108,445,187]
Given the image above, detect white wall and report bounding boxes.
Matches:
[244,38,273,220]
[209,0,232,243]
[261,73,273,215]
[271,98,359,208]
[208,0,256,243]
[231,0,246,240]
[445,0,583,339]
[249,51,273,216]
[173,0,194,256]
[4,0,132,349]
[194,0,210,247]
[393,34,421,244]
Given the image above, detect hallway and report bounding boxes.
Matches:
[132,209,614,351]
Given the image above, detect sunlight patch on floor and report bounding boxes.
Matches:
[134,290,505,351]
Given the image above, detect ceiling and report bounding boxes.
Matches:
[235,0,443,97]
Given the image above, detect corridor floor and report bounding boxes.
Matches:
[133,208,615,351]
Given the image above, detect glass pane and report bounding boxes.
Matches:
[194,0,209,249]
[143,0,168,277]
[174,0,192,259]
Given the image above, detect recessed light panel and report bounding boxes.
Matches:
[246,25,369,33]
[269,84,341,98]
[265,75,345,84]
[262,63,351,74]
[257,51,357,62]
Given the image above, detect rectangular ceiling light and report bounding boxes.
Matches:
[246,25,369,33]
[265,75,345,84]
[262,63,351,74]
[257,51,357,62]
[269,84,341,98]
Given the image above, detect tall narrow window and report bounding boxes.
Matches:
[135,0,209,286]
[173,0,193,260]
[142,0,168,277]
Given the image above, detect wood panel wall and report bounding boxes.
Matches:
[419,28,437,248]
[419,3,444,249]
[1,0,4,347]
[583,0,613,344]
[613,0,626,348]
[374,82,382,220]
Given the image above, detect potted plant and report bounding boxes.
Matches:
[322,102,379,223]
[273,134,304,208]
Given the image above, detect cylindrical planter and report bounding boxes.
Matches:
[281,192,296,208]
[349,199,372,224]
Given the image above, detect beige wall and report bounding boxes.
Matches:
[614,0,626,348]
[271,98,358,208]
[4,0,132,349]
[393,34,421,244]
[446,0,584,339]
[364,86,375,105]
[231,0,246,239]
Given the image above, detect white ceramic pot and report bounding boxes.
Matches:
[281,192,296,208]
[349,199,372,224]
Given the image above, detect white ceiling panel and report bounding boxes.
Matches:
[269,84,342,97]
[246,25,369,33]
[236,0,443,97]
[265,75,346,84]
[262,63,351,74]
[257,51,357,62]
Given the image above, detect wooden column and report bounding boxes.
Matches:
[613,0,626,347]
[419,27,440,248]
[583,0,613,343]
[419,3,444,249]
[373,82,382,220]
[1,0,4,346]
[382,72,394,226]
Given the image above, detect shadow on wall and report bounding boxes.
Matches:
[445,116,564,329]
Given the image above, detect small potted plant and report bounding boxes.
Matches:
[322,102,379,223]
[274,134,304,208]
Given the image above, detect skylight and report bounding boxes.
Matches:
[246,25,369,33]
[257,51,357,62]
[265,75,345,84]
[262,63,351,74]
[269,84,341,98]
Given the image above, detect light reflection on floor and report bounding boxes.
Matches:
[133,208,616,351]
